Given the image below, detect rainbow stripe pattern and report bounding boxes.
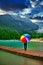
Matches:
[20,34,31,43]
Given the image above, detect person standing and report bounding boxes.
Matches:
[20,34,31,50]
[24,43,27,50]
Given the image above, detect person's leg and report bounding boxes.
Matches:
[24,44,25,50]
[24,43,27,50]
[25,43,27,50]
[25,44,27,50]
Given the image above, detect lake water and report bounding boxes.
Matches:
[0,50,43,65]
[0,40,43,51]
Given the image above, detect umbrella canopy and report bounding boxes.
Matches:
[20,34,31,43]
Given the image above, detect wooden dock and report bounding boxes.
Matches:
[0,46,43,60]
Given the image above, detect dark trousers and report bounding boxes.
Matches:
[24,43,27,50]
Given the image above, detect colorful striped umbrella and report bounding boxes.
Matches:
[20,34,31,43]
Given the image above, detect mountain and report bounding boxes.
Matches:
[35,22,43,28]
[36,27,43,33]
[0,14,38,32]
[35,22,43,33]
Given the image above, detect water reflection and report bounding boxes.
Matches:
[22,58,43,65]
[0,50,43,65]
[23,59,28,65]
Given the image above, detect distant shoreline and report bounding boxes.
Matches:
[31,39,43,43]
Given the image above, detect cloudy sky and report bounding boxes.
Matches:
[0,0,43,23]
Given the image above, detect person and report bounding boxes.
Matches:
[20,34,31,50]
[24,43,27,50]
